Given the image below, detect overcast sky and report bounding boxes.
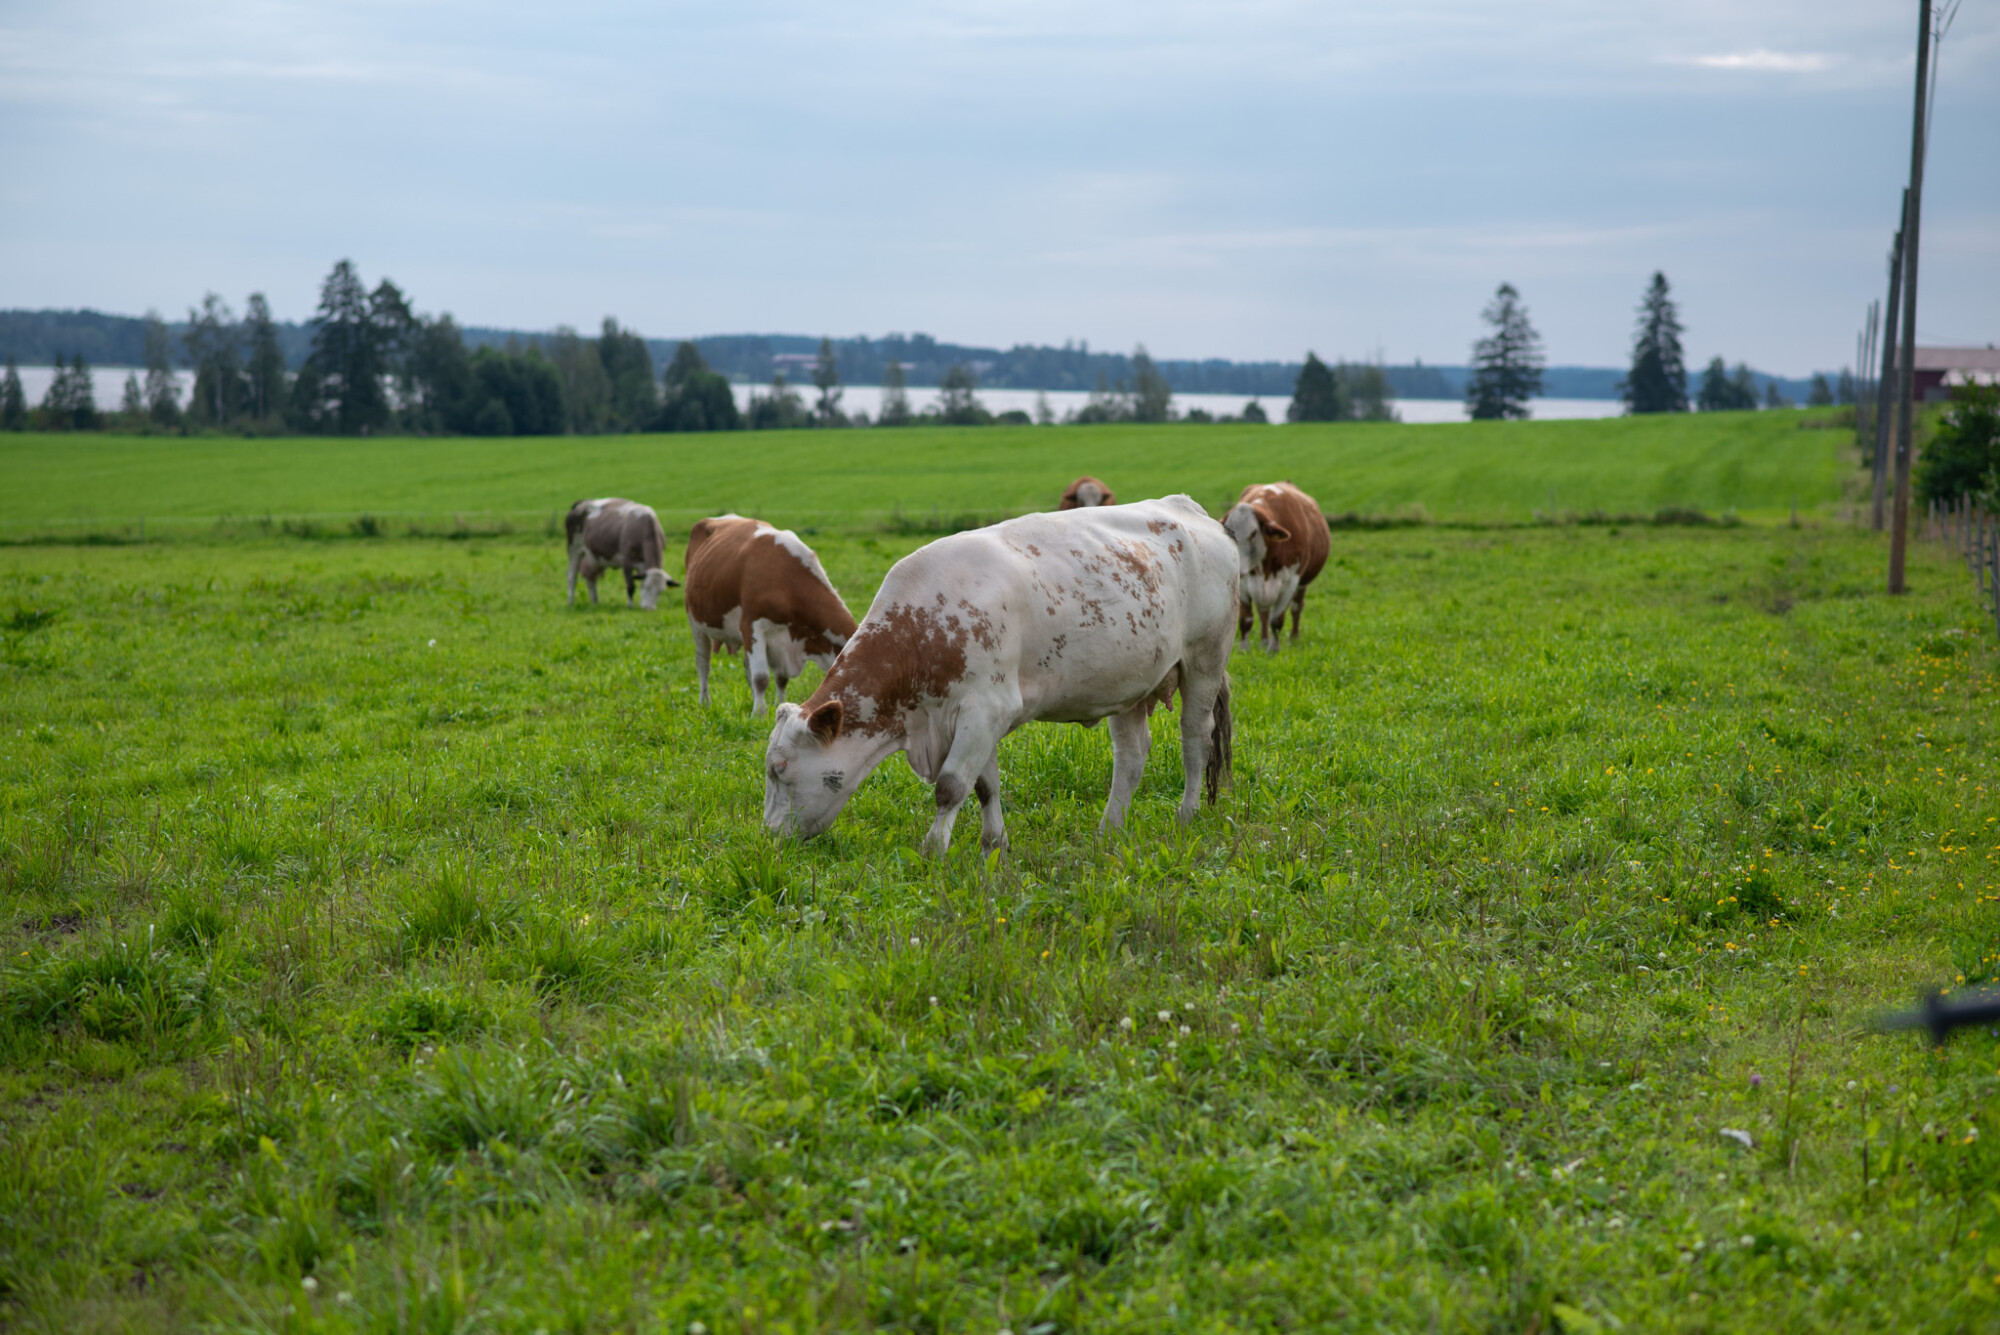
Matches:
[2,1,1995,373]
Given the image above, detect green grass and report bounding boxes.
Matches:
[1,409,1849,538]
[4,421,1999,1332]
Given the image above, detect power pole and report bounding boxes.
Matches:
[1872,201,1905,532]
[1888,0,1933,594]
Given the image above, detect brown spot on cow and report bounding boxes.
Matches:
[806,601,972,736]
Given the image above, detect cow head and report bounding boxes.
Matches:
[638,567,678,610]
[1222,501,1291,579]
[764,698,870,839]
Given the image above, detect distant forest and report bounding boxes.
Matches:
[0,307,1826,404]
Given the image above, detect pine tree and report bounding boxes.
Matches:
[1287,352,1344,422]
[143,311,181,426]
[1465,282,1545,420]
[301,260,394,435]
[1,356,26,430]
[1620,272,1688,414]
[878,359,912,427]
[811,337,844,426]
[243,294,287,423]
[1131,345,1172,422]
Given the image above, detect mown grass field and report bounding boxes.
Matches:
[3,418,1998,1333]
[0,409,1849,537]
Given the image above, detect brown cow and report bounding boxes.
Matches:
[565,498,678,609]
[1221,481,1331,652]
[1058,476,1116,509]
[683,515,858,714]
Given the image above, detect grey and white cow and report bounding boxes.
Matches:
[564,498,679,609]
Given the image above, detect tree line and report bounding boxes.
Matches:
[1458,272,1855,421]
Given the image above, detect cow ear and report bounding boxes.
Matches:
[1259,515,1292,542]
[806,699,843,744]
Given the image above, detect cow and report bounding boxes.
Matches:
[1222,481,1331,653]
[1058,476,1116,509]
[565,498,678,610]
[683,515,857,715]
[761,495,1236,856]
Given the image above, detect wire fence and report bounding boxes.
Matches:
[1924,494,2000,636]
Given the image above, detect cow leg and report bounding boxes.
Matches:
[1101,703,1154,831]
[1289,588,1306,642]
[566,546,584,607]
[1256,602,1277,654]
[625,567,638,605]
[745,620,772,715]
[923,715,1005,857]
[691,620,713,706]
[1176,668,1227,823]
[586,569,601,605]
[975,752,1006,853]
[1237,599,1253,645]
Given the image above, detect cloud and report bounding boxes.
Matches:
[1678,50,1836,73]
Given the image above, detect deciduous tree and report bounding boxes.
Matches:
[598,318,657,431]
[878,359,911,427]
[183,294,242,427]
[811,337,844,426]
[1131,345,1173,423]
[937,364,984,425]
[143,310,181,426]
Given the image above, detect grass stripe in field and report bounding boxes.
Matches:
[0,410,1853,527]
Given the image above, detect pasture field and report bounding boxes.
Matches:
[0,409,1848,537]
[3,442,2000,1331]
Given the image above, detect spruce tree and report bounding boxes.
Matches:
[1696,357,1733,412]
[1465,282,1544,420]
[69,355,98,429]
[1806,374,1833,408]
[1287,352,1344,422]
[1619,272,1688,414]
[302,260,393,435]
[121,373,144,417]
[598,317,657,431]
[1,356,26,430]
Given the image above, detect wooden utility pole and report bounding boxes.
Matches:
[1888,0,1933,594]
[1871,197,1906,532]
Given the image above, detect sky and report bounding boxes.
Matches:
[1,0,1995,374]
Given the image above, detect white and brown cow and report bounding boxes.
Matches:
[1222,481,1331,653]
[565,498,678,609]
[1058,476,1116,509]
[762,495,1236,855]
[683,515,857,715]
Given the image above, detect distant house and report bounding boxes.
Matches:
[1914,346,2000,401]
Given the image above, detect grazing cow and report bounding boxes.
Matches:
[1058,476,1116,509]
[565,498,678,609]
[1222,481,1331,653]
[762,495,1236,855]
[684,515,857,715]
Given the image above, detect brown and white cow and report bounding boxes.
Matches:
[683,515,857,715]
[1058,476,1116,509]
[565,498,678,609]
[762,495,1236,855]
[1222,481,1331,652]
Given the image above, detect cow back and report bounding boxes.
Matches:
[685,515,856,653]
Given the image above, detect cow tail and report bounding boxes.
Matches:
[1205,672,1232,804]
